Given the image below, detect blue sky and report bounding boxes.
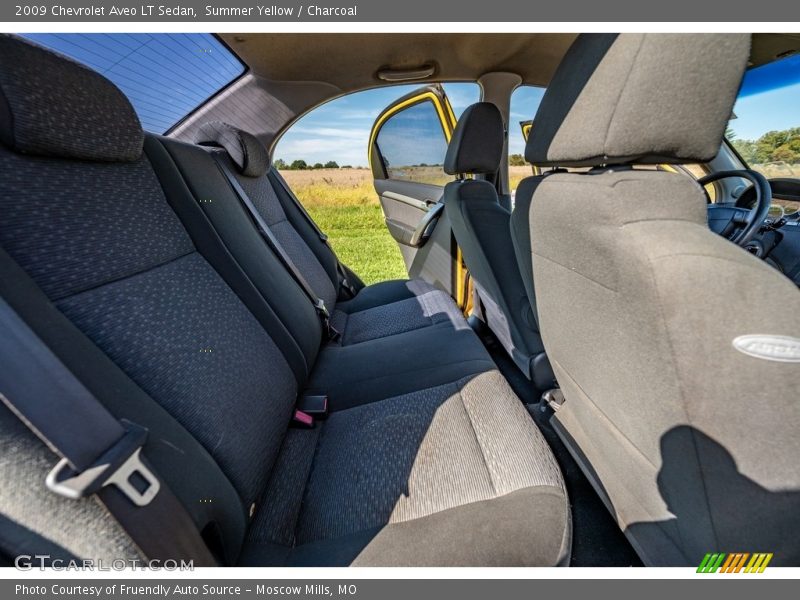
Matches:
[275,83,480,168]
[275,83,547,167]
[22,33,243,133]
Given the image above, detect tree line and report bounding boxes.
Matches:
[729,127,800,165]
[274,159,356,170]
[508,127,800,167]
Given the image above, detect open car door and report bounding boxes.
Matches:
[368,84,471,310]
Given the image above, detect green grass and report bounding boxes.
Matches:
[305,202,407,285]
[280,168,409,285]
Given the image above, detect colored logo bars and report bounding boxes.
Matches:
[697,553,773,573]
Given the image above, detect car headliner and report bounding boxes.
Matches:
[170,33,800,154]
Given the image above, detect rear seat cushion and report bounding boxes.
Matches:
[242,371,570,566]
[307,323,496,411]
[330,279,468,346]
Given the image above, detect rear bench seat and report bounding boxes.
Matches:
[192,120,465,348]
[0,35,570,566]
[152,127,497,409]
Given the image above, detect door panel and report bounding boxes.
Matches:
[375,179,444,267]
[369,85,466,302]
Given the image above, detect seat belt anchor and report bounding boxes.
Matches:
[45,420,160,507]
[314,298,330,319]
[314,299,341,341]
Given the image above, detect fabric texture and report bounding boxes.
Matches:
[154,136,322,380]
[57,253,297,508]
[0,38,571,567]
[444,102,504,175]
[519,168,800,565]
[525,33,751,166]
[196,121,270,177]
[248,371,567,563]
[332,282,468,346]
[0,406,140,563]
[446,177,545,379]
[0,35,143,162]
[0,148,194,301]
[234,164,339,312]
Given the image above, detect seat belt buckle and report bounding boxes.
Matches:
[298,395,328,419]
[314,299,330,319]
[340,277,357,298]
[314,300,341,341]
[45,420,160,507]
[291,409,315,429]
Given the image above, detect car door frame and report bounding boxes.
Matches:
[368,84,472,311]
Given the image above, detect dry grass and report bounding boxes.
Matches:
[751,163,800,179]
[281,163,800,283]
[280,167,538,284]
[280,169,378,208]
[280,169,407,284]
[509,165,535,191]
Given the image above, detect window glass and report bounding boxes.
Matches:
[509,85,546,190]
[726,53,800,214]
[375,100,450,185]
[274,82,478,171]
[22,33,245,133]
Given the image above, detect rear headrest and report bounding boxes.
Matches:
[525,33,751,167]
[444,102,504,175]
[195,121,270,178]
[0,35,143,162]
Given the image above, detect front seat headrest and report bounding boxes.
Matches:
[525,33,751,167]
[0,34,144,162]
[195,121,270,178]
[444,102,504,175]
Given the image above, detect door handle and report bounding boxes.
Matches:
[409,203,444,247]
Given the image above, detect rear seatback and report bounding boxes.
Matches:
[0,35,570,566]
[189,122,470,347]
[155,131,498,409]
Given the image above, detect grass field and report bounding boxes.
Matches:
[280,169,407,284]
[280,166,537,284]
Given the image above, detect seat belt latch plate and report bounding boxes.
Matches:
[45,421,160,507]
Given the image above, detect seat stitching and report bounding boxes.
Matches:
[644,252,721,550]
[55,249,196,302]
[532,252,618,293]
[458,389,497,497]
[321,358,495,392]
[292,424,328,548]
[602,34,647,156]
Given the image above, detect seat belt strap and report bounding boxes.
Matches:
[213,156,340,340]
[0,298,216,565]
[271,170,358,298]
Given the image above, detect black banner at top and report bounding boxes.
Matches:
[2,0,800,22]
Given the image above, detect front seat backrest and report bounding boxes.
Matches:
[443,103,549,386]
[511,33,800,566]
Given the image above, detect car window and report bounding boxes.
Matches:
[509,85,546,190]
[21,33,245,134]
[726,53,800,214]
[374,99,451,185]
[273,82,479,172]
